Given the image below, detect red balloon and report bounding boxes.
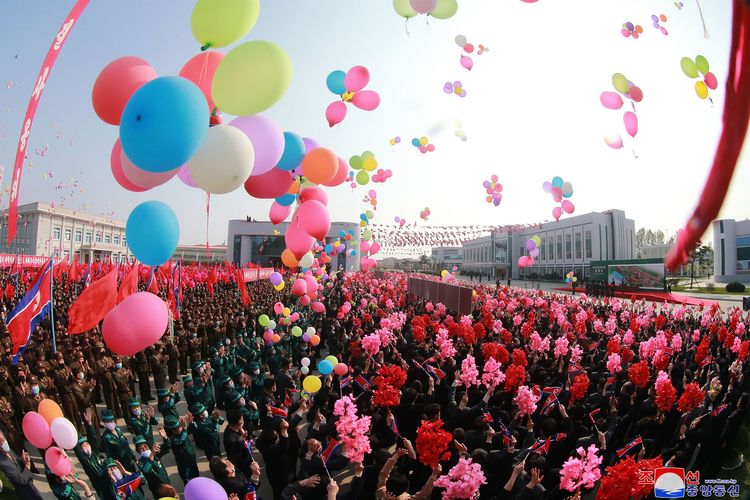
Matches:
[291,278,308,297]
[299,187,329,206]
[704,72,718,90]
[628,86,643,102]
[285,219,315,260]
[244,168,294,199]
[269,201,291,225]
[298,200,331,241]
[111,139,148,192]
[179,51,225,112]
[322,156,349,187]
[92,57,158,125]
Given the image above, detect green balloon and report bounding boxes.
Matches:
[680,57,699,78]
[258,314,269,327]
[362,229,372,241]
[361,151,374,160]
[695,55,709,75]
[430,0,458,19]
[349,155,363,170]
[356,170,370,185]
[393,0,418,18]
[611,73,629,94]
[291,326,302,337]
[191,0,260,48]
[213,41,292,116]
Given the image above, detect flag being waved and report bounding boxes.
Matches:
[6,258,53,363]
[67,269,117,334]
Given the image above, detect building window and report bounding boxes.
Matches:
[114,236,120,245]
[548,239,554,261]
[95,232,102,243]
[112,254,119,263]
[85,232,92,243]
[64,229,72,241]
[566,234,572,259]
[541,238,546,260]
[575,232,582,259]
[54,249,61,257]
[122,237,127,247]
[585,230,592,258]
[53,227,61,240]
[75,230,82,243]
[104,235,111,244]
[557,235,563,260]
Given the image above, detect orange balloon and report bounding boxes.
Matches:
[281,249,299,267]
[38,399,64,425]
[310,334,321,346]
[287,181,300,195]
[301,148,338,184]
[272,334,281,343]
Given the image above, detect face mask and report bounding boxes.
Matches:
[252,370,259,375]
[201,411,208,419]
[132,409,141,417]
[31,386,40,396]
[198,367,205,375]
[82,445,91,456]
[227,381,234,389]
[115,363,122,369]
[78,373,85,380]
[112,469,123,481]
[140,450,151,459]
[225,339,231,346]
[104,422,116,431]
[238,398,246,407]
[1,441,9,453]
[193,333,198,338]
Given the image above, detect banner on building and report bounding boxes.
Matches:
[241,268,274,282]
[0,254,64,268]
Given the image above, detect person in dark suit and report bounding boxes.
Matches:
[0,431,43,500]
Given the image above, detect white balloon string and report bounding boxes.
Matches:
[695,0,710,39]
[199,51,210,87]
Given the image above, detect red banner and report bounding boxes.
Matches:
[258,267,274,280]
[241,267,274,282]
[7,0,90,245]
[0,254,63,268]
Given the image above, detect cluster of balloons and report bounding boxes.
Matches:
[349,151,380,185]
[542,177,575,221]
[22,400,78,476]
[440,269,455,282]
[325,66,380,127]
[443,81,467,97]
[652,14,669,35]
[363,190,378,210]
[565,271,578,285]
[601,73,643,150]
[392,0,459,20]
[681,55,717,100]
[389,136,402,146]
[455,35,483,71]
[412,136,436,154]
[372,168,393,184]
[420,207,431,220]
[394,216,407,227]
[518,235,541,268]
[482,175,503,206]
[317,355,348,377]
[455,129,468,142]
[674,1,684,9]
[621,21,644,38]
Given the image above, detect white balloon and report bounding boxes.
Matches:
[267,320,276,330]
[301,366,309,374]
[50,417,78,450]
[306,327,316,335]
[299,252,314,268]
[188,125,254,194]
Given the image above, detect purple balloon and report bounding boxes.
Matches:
[526,239,536,252]
[625,22,634,31]
[482,180,490,188]
[184,477,228,500]
[229,115,285,177]
[303,137,320,153]
[177,165,199,188]
[443,83,453,94]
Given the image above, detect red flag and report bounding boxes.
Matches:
[236,270,250,306]
[167,285,179,320]
[117,263,139,304]
[149,275,159,295]
[67,269,117,334]
[4,283,15,302]
[67,255,80,286]
[9,255,19,276]
[54,257,69,280]
[207,267,217,297]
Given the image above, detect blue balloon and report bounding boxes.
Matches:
[276,131,306,171]
[551,176,564,188]
[126,201,179,266]
[338,230,346,238]
[411,138,420,147]
[275,193,296,206]
[324,244,333,253]
[326,70,347,95]
[318,360,333,375]
[351,250,357,256]
[120,77,208,172]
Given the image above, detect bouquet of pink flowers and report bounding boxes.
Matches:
[481,357,505,388]
[333,396,372,463]
[361,333,381,356]
[560,444,602,492]
[514,385,539,417]
[459,355,480,387]
[434,457,486,499]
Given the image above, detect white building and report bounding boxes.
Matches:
[431,247,463,268]
[462,209,635,281]
[172,244,227,264]
[0,202,131,263]
[640,244,689,276]
[227,220,361,271]
[713,218,750,283]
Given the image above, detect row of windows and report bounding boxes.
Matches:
[52,249,133,263]
[464,246,491,263]
[52,227,125,246]
[534,230,592,262]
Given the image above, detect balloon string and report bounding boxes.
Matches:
[405,18,410,36]
[695,0,710,39]
[198,50,211,87]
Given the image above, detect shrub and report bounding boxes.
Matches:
[726,282,746,293]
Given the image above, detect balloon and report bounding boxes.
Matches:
[311,302,326,314]
[110,139,148,192]
[126,201,179,266]
[430,0,458,19]
[542,182,552,193]
[334,363,348,376]
[695,81,708,99]
[393,0,418,18]
[695,55,710,75]
[281,249,299,267]
[344,66,370,93]
[326,101,347,127]
[532,236,541,247]
[272,334,280,343]
[301,148,338,184]
[267,320,277,330]
[191,0,259,49]
[22,412,53,449]
[258,314,269,326]
[263,330,274,343]
[410,0,437,14]
[92,57,158,125]
[300,366,309,375]
[551,187,563,203]
[188,125,254,194]
[628,86,643,102]
[526,239,536,252]
[600,91,623,110]
[291,326,302,337]
[120,77,207,173]
[326,70,347,95]
[351,90,380,111]
[460,55,473,71]
[285,220,315,260]
[303,137,320,153]
[704,72,718,90]
[184,476,229,500]
[179,51,225,111]
[325,355,339,367]
[270,202,291,225]
[370,242,381,255]
[303,375,322,393]
[530,248,540,258]
[603,132,624,149]
[245,168,294,199]
[213,41,292,115]
[552,206,563,221]
[611,73,629,94]
[39,399,64,426]
[177,165,199,188]
[103,292,168,355]
[299,252,314,268]
[121,149,180,190]
[561,200,575,214]
[274,282,285,291]
[680,57,699,78]
[455,35,467,46]
[321,157,348,188]
[356,170,370,185]
[45,447,73,477]
[623,111,638,138]
[274,302,284,315]
[561,182,573,198]
[277,132,306,172]
[50,417,78,450]
[318,360,333,375]
[291,278,308,297]
[229,115,284,176]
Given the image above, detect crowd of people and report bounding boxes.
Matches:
[0,264,747,499]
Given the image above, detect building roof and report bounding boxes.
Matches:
[0,202,125,228]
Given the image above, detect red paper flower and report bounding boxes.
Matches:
[569,373,590,404]
[655,372,677,412]
[677,382,705,413]
[504,364,526,392]
[413,326,426,343]
[621,346,634,364]
[607,337,621,355]
[628,360,650,389]
[473,322,487,340]
[375,365,407,389]
[416,419,453,467]
[740,340,749,361]
[695,337,710,367]
[512,349,528,367]
[482,343,509,364]
[373,385,401,407]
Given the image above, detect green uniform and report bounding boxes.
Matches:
[184,384,198,409]
[157,393,181,419]
[194,380,215,412]
[162,428,199,486]
[100,428,137,471]
[137,448,171,498]
[191,415,225,459]
[49,478,81,500]
[102,474,146,500]
[128,414,158,446]
[73,445,107,499]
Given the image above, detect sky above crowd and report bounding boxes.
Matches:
[0,0,746,251]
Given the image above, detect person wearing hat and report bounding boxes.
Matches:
[111,356,135,420]
[227,390,260,434]
[45,465,95,500]
[157,384,181,420]
[93,344,118,415]
[211,344,228,392]
[247,361,266,401]
[189,403,225,460]
[217,374,237,411]
[165,338,180,385]
[183,374,198,410]
[74,435,107,499]
[159,414,199,486]
[99,409,138,472]
[133,435,171,498]
[127,399,158,447]
[101,457,146,500]
[52,351,83,430]
[133,351,152,404]
[193,361,216,413]
[150,344,169,391]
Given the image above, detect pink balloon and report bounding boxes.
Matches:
[245,168,294,199]
[299,187,329,206]
[370,242,381,255]
[291,278,308,297]
[229,115,285,176]
[45,447,73,477]
[178,51,225,111]
[599,91,624,110]
[299,294,311,306]
[312,302,326,313]
[285,219,315,260]
[298,200,331,241]
[92,56,158,125]
[334,363,348,376]
[351,90,380,111]
[177,165,199,188]
[604,133,624,149]
[360,241,371,254]
[704,72,718,90]
[23,412,53,449]
[110,139,147,192]
[304,275,318,292]
[561,200,575,214]
[410,0,437,13]
[121,149,179,189]
[269,201,291,225]
[322,157,349,187]
[552,206,563,221]
[344,66,370,93]
[102,292,169,356]
[274,302,284,315]
[628,86,643,102]
[290,312,300,322]
[623,111,638,138]
[551,187,563,203]
[460,55,474,71]
[326,101,347,127]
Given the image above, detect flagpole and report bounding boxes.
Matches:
[50,258,57,354]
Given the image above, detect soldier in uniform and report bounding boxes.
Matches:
[127,399,158,447]
[182,374,198,410]
[227,390,260,434]
[73,435,107,499]
[71,366,99,434]
[176,324,189,376]
[193,361,216,413]
[101,458,146,500]
[160,414,199,487]
[216,375,236,411]
[133,351,151,404]
[211,344,228,392]
[134,435,172,498]
[165,338,179,384]
[36,361,59,404]
[0,367,14,404]
[52,352,82,429]
[110,357,135,420]
[187,329,203,368]
[93,344,117,415]
[189,403,225,460]
[99,410,137,472]
[156,385,181,420]
[0,395,21,453]
[149,344,169,391]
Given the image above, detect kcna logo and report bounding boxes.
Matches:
[638,467,697,498]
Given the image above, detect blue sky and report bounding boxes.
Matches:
[0,0,746,251]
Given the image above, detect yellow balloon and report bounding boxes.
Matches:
[363,157,378,171]
[419,136,428,146]
[324,355,339,366]
[389,139,396,146]
[191,0,260,48]
[283,307,291,317]
[441,270,448,277]
[695,81,708,99]
[274,282,285,291]
[303,375,322,393]
[213,41,292,116]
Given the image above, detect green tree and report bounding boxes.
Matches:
[688,241,712,289]
[419,254,429,270]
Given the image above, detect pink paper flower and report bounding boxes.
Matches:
[460,315,473,327]
[530,332,550,353]
[459,355,480,387]
[514,385,539,417]
[361,333,381,356]
[559,444,602,492]
[606,352,622,374]
[481,357,505,387]
[434,457,486,499]
[570,344,583,365]
[333,396,372,463]
[554,337,569,358]
[436,328,457,358]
